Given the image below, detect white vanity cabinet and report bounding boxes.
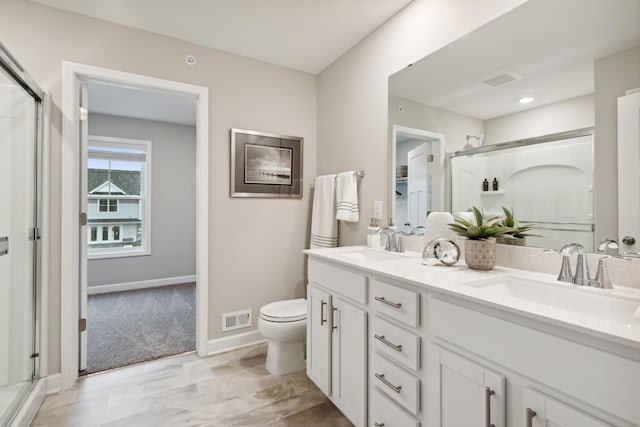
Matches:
[430,346,505,427]
[305,249,640,427]
[369,278,423,426]
[307,258,367,427]
[522,389,610,427]
[428,297,640,427]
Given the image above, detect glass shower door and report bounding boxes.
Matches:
[0,53,40,425]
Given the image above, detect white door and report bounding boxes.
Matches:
[78,81,89,372]
[407,143,428,230]
[435,346,505,427]
[618,90,640,253]
[523,389,609,427]
[306,285,331,395]
[331,297,366,426]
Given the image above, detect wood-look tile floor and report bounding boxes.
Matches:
[32,344,353,426]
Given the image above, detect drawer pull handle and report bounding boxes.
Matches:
[375,373,402,393]
[374,334,402,352]
[374,423,385,427]
[374,296,402,309]
[485,387,495,427]
[332,307,338,331]
[320,300,327,326]
[525,408,537,427]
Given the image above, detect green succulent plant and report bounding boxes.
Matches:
[448,206,508,240]
[497,207,539,239]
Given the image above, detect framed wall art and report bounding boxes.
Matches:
[230,128,303,198]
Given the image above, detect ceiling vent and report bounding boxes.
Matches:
[482,69,523,88]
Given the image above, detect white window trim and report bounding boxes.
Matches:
[87,135,152,260]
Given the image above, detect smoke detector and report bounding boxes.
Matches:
[481,69,523,88]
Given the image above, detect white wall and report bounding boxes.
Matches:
[484,94,594,144]
[318,0,528,245]
[87,113,197,287]
[594,45,640,243]
[0,0,317,373]
[389,95,485,153]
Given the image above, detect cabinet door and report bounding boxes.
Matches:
[523,389,610,427]
[332,296,367,427]
[307,285,331,395]
[434,346,505,427]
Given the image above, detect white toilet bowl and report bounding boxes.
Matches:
[258,298,307,375]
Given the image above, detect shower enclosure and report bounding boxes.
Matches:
[0,43,43,425]
[450,129,595,251]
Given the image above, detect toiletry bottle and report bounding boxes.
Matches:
[483,178,489,191]
[367,218,381,248]
[492,177,498,191]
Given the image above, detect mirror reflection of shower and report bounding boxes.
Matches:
[464,132,486,150]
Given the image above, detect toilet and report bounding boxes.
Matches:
[258,298,307,375]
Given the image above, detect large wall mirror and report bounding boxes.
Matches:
[388,0,640,251]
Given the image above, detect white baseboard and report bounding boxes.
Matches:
[207,330,266,356]
[46,373,60,395]
[9,378,45,427]
[88,275,196,295]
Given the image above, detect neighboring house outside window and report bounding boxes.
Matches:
[87,136,151,259]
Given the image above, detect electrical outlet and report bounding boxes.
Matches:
[373,200,383,220]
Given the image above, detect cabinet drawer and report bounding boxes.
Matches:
[370,389,420,427]
[371,316,420,371]
[371,353,420,416]
[308,258,367,304]
[371,280,419,327]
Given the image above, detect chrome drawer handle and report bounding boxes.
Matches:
[320,300,327,326]
[375,373,402,393]
[374,423,385,427]
[525,408,537,427]
[485,387,495,427]
[374,296,402,309]
[374,334,402,352]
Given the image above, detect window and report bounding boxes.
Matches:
[99,199,118,212]
[87,136,151,259]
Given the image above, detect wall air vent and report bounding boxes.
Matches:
[222,309,252,332]
[482,69,523,88]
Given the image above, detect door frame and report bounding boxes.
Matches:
[61,62,209,390]
[389,124,445,225]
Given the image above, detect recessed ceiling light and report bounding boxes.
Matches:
[519,96,534,104]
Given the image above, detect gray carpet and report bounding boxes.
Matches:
[86,283,196,374]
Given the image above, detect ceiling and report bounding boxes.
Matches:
[389,0,640,120]
[29,0,413,75]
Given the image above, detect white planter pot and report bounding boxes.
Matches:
[464,238,496,270]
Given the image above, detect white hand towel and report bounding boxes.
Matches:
[310,174,338,249]
[336,171,359,222]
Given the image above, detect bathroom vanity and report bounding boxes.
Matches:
[303,246,640,427]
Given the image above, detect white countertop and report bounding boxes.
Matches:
[304,246,640,350]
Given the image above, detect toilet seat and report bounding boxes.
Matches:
[260,298,307,323]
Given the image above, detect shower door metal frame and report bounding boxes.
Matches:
[0,42,46,424]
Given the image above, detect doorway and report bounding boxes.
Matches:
[60,62,209,390]
[391,125,445,233]
[82,85,198,373]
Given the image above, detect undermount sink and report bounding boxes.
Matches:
[334,247,410,262]
[462,275,640,325]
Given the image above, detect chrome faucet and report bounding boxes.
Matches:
[410,226,425,236]
[556,243,589,286]
[590,239,629,289]
[377,227,404,253]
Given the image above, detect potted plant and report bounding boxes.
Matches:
[496,207,538,246]
[448,206,507,270]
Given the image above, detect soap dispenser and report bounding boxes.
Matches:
[492,177,498,191]
[482,179,489,191]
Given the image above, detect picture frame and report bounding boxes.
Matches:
[230,128,303,198]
